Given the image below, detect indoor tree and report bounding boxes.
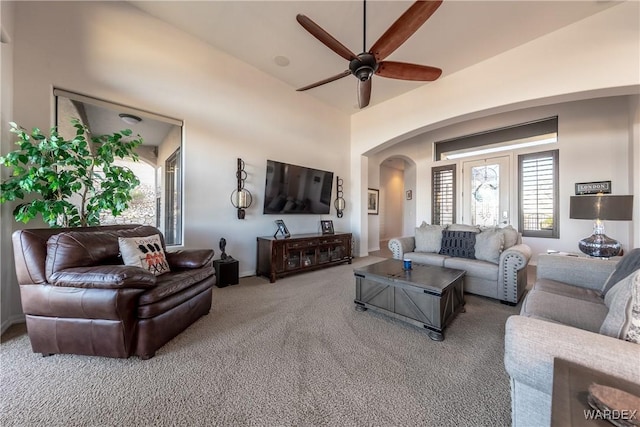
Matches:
[0,119,143,227]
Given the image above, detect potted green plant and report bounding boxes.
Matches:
[0,119,143,227]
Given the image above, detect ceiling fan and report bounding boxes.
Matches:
[296,0,443,109]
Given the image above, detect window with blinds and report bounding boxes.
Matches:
[432,165,456,225]
[518,150,559,238]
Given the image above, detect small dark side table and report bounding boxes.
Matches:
[213,258,239,287]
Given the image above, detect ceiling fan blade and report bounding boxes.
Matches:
[376,61,442,81]
[358,78,372,109]
[296,14,357,61]
[369,0,443,61]
[296,70,351,92]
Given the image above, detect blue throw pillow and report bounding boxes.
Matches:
[439,230,477,259]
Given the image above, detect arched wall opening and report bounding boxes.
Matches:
[367,154,416,253]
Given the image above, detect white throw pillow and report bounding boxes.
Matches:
[415,224,444,253]
[119,234,170,276]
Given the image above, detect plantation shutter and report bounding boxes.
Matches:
[518,150,559,238]
[432,165,456,225]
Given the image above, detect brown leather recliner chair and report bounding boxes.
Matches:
[11,224,216,359]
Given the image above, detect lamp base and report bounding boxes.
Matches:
[578,233,621,258]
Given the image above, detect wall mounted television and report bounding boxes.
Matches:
[263,160,334,215]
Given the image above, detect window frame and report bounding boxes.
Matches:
[518,149,559,238]
[431,164,457,226]
[164,148,183,246]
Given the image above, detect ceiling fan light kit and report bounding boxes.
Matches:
[295,0,444,109]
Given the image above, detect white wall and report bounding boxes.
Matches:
[1,1,350,330]
[630,95,640,247]
[0,1,24,332]
[350,1,640,256]
[372,96,636,263]
[379,165,403,241]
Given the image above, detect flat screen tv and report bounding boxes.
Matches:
[263,160,334,214]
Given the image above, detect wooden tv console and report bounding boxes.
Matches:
[256,233,352,283]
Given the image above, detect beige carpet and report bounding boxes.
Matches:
[1,256,519,426]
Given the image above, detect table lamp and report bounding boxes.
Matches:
[569,195,633,258]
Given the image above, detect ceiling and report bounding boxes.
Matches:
[83,103,175,146]
[129,1,618,114]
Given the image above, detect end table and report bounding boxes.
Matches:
[213,258,239,287]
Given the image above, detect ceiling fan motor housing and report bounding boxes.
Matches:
[350,53,378,81]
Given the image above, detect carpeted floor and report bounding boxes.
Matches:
[1,256,520,426]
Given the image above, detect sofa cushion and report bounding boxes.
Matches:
[444,257,498,281]
[601,248,640,296]
[521,290,608,332]
[405,252,448,267]
[415,224,444,253]
[137,269,215,318]
[119,234,171,276]
[600,270,639,340]
[439,230,476,259]
[138,266,215,306]
[532,278,602,303]
[474,228,504,264]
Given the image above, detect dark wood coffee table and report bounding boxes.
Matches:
[353,259,465,341]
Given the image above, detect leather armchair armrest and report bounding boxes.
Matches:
[48,265,156,289]
[166,249,215,269]
[388,237,416,260]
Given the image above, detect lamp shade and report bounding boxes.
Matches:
[569,195,633,221]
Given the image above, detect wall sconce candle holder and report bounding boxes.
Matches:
[334,176,345,218]
[230,158,252,219]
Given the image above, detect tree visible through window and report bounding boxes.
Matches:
[432,164,456,225]
[518,150,559,238]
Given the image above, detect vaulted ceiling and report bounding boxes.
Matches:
[130,1,619,114]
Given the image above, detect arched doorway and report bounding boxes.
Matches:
[372,156,416,253]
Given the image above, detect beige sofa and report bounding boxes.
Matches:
[504,250,640,426]
[388,223,531,304]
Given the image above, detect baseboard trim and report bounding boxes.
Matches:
[1,314,26,335]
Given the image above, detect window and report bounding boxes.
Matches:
[519,150,559,238]
[432,164,456,225]
[165,148,182,245]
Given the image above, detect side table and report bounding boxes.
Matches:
[213,258,239,287]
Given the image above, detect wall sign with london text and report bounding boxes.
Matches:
[575,181,611,195]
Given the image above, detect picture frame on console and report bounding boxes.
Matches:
[320,220,334,235]
[274,219,291,238]
[367,188,379,215]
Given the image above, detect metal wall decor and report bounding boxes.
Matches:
[230,158,253,219]
[334,176,345,218]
